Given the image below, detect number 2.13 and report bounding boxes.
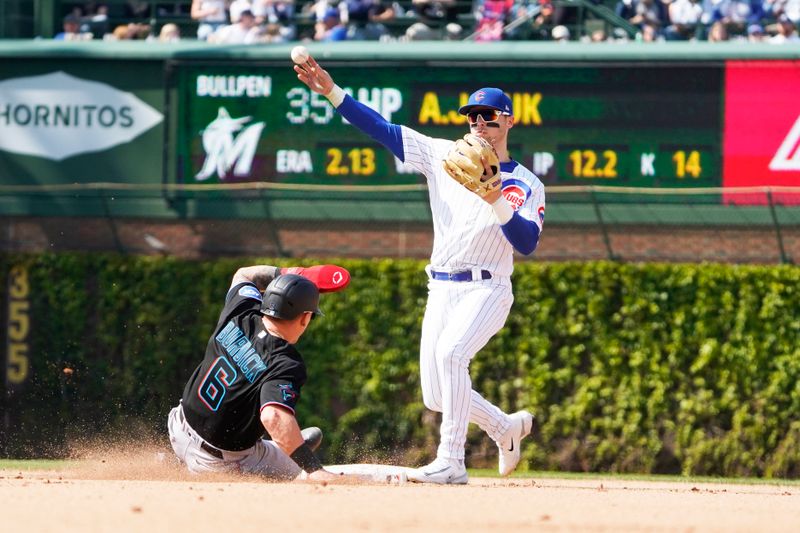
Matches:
[326,147,376,176]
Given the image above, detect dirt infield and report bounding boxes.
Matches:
[2,450,799,532]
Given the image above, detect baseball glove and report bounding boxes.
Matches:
[442,134,501,199]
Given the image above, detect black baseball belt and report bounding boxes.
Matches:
[200,441,224,459]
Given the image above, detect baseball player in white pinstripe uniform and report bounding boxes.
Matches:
[295,55,544,484]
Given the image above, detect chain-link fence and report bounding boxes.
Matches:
[1,183,798,263]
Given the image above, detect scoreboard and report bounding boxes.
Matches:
[176,62,723,188]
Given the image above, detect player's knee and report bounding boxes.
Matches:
[421,388,442,412]
[436,349,470,370]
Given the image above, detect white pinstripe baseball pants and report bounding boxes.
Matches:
[419,276,514,462]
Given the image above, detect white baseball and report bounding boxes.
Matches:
[291,46,310,65]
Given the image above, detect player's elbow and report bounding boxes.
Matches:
[231,267,250,286]
[515,236,539,256]
[260,404,291,434]
[260,406,280,433]
[503,217,540,256]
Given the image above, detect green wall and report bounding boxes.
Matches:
[2,254,798,477]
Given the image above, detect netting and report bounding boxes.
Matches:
[0,184,798,263]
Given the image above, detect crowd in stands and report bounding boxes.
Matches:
[54,0,800,43]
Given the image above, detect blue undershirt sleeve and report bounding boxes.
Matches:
[337,94,405,161]
[501,212,540,255]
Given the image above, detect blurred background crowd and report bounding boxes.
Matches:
[50,0,800,43]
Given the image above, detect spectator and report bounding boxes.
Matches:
[529,1,557,40]
[230,0,255,22]
[107,22,151,40]
[746,21,766,39]
[307,0,337,21]
[158,23,181,42]
[590,27,609,41]
[125,0,150,17]
[501,0,532,40]
[55,13,92,40]
[406,0,462,40]
[641,20,662,39]
[256,0,298,40]
[76,3,110,38]
[621,0,667,31]
[769,13,800,41]
[748,0,767,24]
[616,0,637,19]
[707,19,730,38]
[315,6,349,40]
[664,0,703,39]
[258,22,287,41]
[443,22,464,39]
[111,23,134,39]
[474,0,514,41]
[209,9,261,43]
[551,23,570,41]
[710,0,752,34]
[765,0,799,22]
[191,0,228,40]
[343,0,395,40]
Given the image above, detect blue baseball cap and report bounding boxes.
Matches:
[321,6,339,21]
[458,88,513,116]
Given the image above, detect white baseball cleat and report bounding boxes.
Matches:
[497,410,535,476]
[407,457,468,485]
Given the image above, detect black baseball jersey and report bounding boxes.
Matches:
[181,282,307,451]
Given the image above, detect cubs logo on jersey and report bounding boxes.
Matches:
[501,179,531,211]
[538,205,545,224]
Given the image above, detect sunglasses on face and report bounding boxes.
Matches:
[467,109,507,125]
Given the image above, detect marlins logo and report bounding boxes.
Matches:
[501,179,531,211]
[278,383,298,403]
[195,107,265,181]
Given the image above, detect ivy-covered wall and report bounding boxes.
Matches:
[1,254,798,477]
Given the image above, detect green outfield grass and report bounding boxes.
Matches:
[0,459,75,470]
[468,468,800,486]
[2,459,798,486]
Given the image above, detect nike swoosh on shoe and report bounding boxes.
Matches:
[424,466,451,477]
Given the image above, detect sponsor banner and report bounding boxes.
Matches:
[723,60,800,205]
[0,71,163,161]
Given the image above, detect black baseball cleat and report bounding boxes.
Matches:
[301,426,323,452]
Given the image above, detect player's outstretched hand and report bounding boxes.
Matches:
[293,56,334,95]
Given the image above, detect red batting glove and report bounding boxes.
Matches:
[281,264,351,293]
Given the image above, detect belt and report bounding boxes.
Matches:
[200,441,224,459]
[430,269,492,282]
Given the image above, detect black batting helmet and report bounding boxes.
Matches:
[261,274,323,320]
